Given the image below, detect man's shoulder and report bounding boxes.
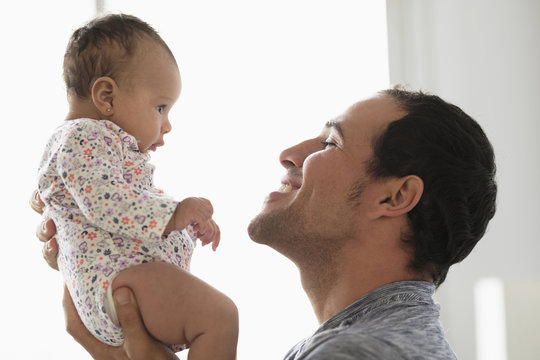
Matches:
[285,311,456,360]
[284,282,456,360]
[285,331,401,360]
[286,329,456,360]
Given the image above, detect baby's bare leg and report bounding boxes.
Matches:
[112,262,238,360]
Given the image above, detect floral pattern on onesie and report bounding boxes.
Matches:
[38,119,195,349]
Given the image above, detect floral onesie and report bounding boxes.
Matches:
[37,118,195,348]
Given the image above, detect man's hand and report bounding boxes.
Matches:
[32,190,179,359]
[63,286,179,360]
[31,190,59,270]
[114,287,180,360]
[62,286,127,359]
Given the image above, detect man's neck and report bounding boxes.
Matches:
[299,249,429,324]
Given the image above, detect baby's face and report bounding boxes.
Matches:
[110,41,181,153]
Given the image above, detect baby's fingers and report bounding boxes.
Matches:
[197,220,220,251]
[209,221,220,251]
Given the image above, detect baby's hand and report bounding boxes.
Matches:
[194,218,221,251]
[175,197,221,251]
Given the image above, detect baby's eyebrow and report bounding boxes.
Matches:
[325,119,344,140]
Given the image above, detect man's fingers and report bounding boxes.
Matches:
[30,189,45,215]
[42,237,59,271]
[36,218,56,242]
[36,218,59,270]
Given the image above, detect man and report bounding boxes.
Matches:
[34,88,497,359]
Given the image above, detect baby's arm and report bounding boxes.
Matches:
[47,120,178,244]
[165,197,221,251]
[113,262,238,360]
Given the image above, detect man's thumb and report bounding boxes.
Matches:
[113,286,145,335]
[114,287,132,306]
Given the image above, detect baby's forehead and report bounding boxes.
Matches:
[130,37,177,64]
[116,40,180,90]
[108,37,171,69]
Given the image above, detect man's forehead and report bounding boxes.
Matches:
[325,96,406,138]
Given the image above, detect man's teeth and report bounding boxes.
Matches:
[279,184,293,193]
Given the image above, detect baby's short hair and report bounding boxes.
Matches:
[63,13,175,98]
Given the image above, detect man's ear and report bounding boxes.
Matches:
[368,175,424,220]
[91,76,117,117]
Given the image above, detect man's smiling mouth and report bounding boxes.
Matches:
[278,183,293,193]
[278,169,302,193]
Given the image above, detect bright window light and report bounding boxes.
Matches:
[2,1,388,359]
[474,277,507,360]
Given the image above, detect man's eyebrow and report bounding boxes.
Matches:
[325,119,344,139]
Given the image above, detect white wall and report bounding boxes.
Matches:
[0,1,389,359]
[386,1,540,359]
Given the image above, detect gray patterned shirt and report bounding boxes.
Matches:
[284,281,456,360]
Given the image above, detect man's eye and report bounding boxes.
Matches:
[157,105,165,114]
[321,141,336,149]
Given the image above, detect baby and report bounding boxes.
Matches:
[37,14,238,359]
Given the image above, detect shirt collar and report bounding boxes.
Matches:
[318,281,436,332]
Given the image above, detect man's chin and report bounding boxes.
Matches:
[247,203,302,247]
[247,213,269,245]
[247,206,287,245]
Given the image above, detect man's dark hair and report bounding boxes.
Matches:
[63,13,176,98]
[367,87,497,286]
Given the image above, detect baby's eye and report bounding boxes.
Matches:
[156,105,166,114]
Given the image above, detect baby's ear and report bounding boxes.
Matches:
[91,77,117,117]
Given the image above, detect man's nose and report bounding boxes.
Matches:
[279,138,319,169]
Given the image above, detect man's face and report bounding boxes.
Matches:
[248,95,406,263]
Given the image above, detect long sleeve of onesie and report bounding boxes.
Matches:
[39,119,178,245]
